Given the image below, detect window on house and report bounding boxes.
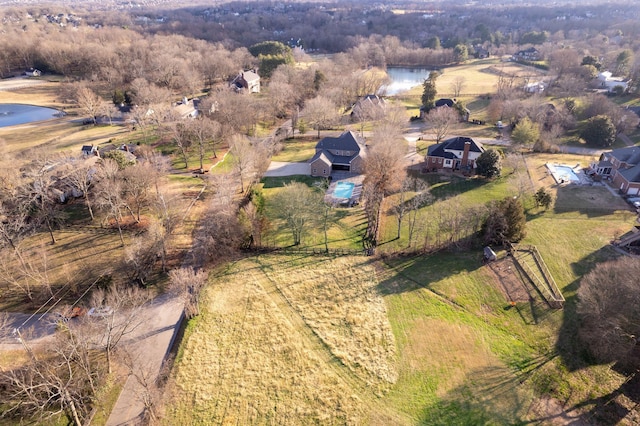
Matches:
[312,168,316,174]
[323,169,326,175]
[438,158,442,163]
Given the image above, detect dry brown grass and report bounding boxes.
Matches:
[257,255,397,386]
[526,153,631,212]
[167,255,402,425]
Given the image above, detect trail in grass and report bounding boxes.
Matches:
[253,254,408,423]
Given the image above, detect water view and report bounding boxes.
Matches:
[0,104,62,127]
[383,67,431,95]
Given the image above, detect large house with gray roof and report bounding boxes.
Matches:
[424,136,484,172]
[591,146,640,195]
[310,131,366,177]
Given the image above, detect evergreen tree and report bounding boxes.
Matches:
[421,71,439,112]
[581,115,616,148]
[476,149,502,178]
[534,187,552,209]
[482,197,526,245]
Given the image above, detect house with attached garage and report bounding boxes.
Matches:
[425,136,484,172]
[231,70,261,93]
[310,131,366,177]
[590,146,640,195]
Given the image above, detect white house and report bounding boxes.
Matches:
[596,71,631,93]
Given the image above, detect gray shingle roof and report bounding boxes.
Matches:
[316,131,363,152]
[609,146,640,166]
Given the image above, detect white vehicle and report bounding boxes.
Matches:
[88,306,114,317]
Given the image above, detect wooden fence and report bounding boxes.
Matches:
[510,244,565,309]
[245,245,373,257]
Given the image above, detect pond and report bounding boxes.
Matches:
[0,103,63,127]
[383,67,431,95]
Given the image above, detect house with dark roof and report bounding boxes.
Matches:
[591,147,640,195]
[513,47,542,62]
[231,70,261,93]
[425,136,484,172]
[310,131,366,177]
[421,98,470,121]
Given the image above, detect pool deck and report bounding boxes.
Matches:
[546,163,591,185]
[325,172,364,206]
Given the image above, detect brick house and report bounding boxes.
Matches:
[310,131,366,177]
[425,136,484,172]
[591,147,640,195]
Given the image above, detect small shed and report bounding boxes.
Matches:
[483,246,498,262]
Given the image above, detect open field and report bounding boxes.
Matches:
[167,254,403,424]
[168,233,635,424]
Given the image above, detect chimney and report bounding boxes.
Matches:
[461,140,471,168]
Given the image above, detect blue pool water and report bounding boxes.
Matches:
[333,181,355,199]
[547,164,580,184]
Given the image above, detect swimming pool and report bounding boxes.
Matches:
[547,163,580,184]
[333,181,355,199]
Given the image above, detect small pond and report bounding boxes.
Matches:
[383,67,431,95]
[0,103,63,128]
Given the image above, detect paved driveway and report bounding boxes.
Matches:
[264,161,310,177]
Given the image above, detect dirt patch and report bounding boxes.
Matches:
[486,257,531,303]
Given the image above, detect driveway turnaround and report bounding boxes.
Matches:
[264,161,310,177]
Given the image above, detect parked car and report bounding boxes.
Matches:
[88,306,114,317]
[55,306,87,322]
[626,197,640,209]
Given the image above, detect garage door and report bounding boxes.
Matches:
[628,187,640,196]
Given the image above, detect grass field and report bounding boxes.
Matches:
[168,216,633,424]
[167,254,401,424]
[258,176,368,249]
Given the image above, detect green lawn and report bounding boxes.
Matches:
[258,176,367,249]
[272,137,318,162]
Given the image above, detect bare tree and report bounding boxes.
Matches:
[271,182,323,246]
[122,162,157,222]
[168,267,208,319]
[302,96,340,138]
[65,159,97,221]
[75,86,105,125]
[426,106,459,143]
[577,258,640,369]
[94,160,127,245]
[87,285,151,374]
[229,134,256,193]
[0,328,103,425]
[166,121,192,170]
[362,121,407,247]
[22,158,67,245]
[352,96,386,137]
[451,76,466,98]
[186,117,218,172]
